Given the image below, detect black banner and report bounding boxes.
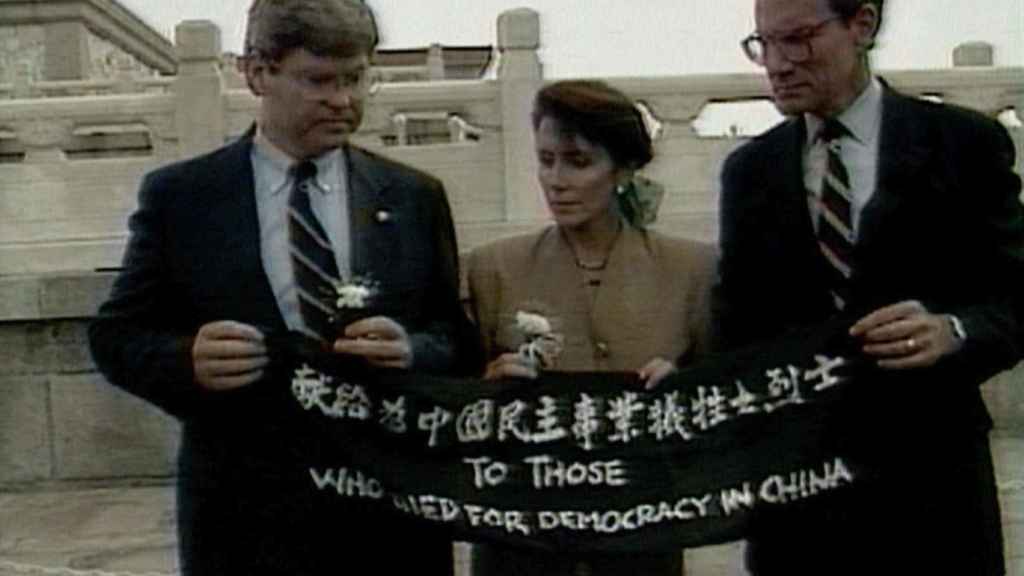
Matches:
[273,319,880,553]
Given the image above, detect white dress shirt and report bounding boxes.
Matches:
[251,132,351,332]
[803,77,883,239]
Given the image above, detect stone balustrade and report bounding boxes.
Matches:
[2,17,1019,277]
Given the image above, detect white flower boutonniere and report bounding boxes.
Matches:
[329,276,377,328]
[334,282,372,310]
[515,310,563,369]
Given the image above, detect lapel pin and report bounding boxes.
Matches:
[375,209,392,223]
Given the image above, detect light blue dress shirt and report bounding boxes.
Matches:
[803,77,883,239]
[251,132,351,333]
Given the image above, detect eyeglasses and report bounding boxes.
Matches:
[266,60,377,99]
[741,15,842,66]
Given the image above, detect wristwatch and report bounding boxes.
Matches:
[947,314,967,342]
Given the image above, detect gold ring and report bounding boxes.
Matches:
[906,338,916,351]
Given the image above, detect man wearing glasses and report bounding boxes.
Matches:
[89,0,475,574]
[714,0,1023,573]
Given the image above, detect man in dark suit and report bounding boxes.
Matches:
[714,0,1024,574]
[88,1,476,574]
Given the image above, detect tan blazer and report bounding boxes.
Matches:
[467,223,716,373]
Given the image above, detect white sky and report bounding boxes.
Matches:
[123,0,1024,77]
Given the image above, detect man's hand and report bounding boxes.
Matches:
[638,357,677,390]
[483,352,539,380]
[849,300,963,370]
[333,316,413,369]
[192,321,269,390]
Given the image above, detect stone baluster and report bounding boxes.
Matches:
[945,42,1006,117]
[174,20,225,158]
[953,42,994,68]
[947,42,1023,197]
[393,113,409,146]
[448,114,469,143]
[427,43,445,80]
[497,8,545,222]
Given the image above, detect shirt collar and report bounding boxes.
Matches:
[805,77,883,146]
[252,128,344,196]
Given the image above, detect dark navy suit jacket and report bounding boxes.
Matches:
[89,132,476,575]
[715,87,1024,575]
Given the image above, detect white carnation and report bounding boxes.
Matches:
[516,311,551,336]
[335,283,371,309]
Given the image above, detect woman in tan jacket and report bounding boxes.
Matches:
[466,80,715,575]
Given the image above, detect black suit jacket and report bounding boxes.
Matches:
[89,133,476,575]
[715,87,1024,575]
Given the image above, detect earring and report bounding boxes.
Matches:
[615,183,628,196]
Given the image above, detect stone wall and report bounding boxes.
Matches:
[0,274,179,489]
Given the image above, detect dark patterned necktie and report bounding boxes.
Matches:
[288,161,340,341]
[816,118,854,310]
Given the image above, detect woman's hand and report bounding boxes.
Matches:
[638,357,677,390]
[483,352,539,380]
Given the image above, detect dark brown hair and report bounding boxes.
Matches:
[531,80,653,170]
[244,0,379,61]
[829,0,884,49]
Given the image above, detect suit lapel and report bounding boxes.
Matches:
[775,119,818,243]
[210,135,260,263]
[345,145,396,279]
[857,88,933,247]
[771,118,837,287]
[200,132,287,330]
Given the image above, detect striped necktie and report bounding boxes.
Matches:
[816,118,854,311]
[288,161,340,341]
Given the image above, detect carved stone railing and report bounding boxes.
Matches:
[0,11,1021,279]
[21,76,175,98]
[606,66,1024,239]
